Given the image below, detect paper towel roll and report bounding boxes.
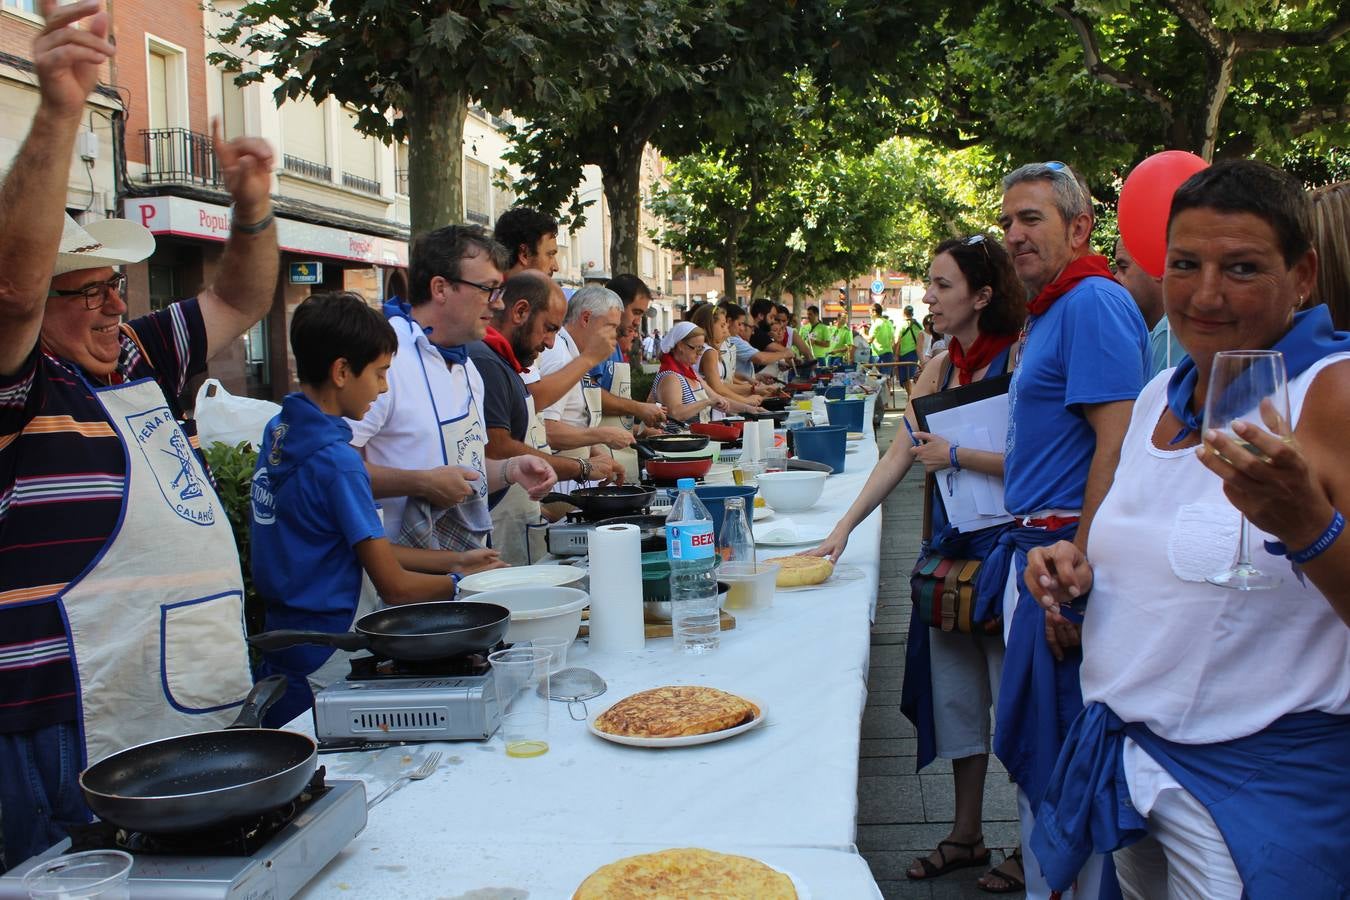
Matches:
[742,421,761,463]
[587,524,646,651]
[756,419,774,454]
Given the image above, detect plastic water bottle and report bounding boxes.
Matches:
[665,478,720,654]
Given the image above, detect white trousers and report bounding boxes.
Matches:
[1113,739,1243,899]
[1019,789,1107,900]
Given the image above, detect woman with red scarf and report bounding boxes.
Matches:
[647,321,730,424]
[808,235,1027,891]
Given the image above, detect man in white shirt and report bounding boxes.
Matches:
[349,225,555,551]
[534,285,635,485]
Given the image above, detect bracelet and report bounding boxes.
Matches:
[577,458,592,482]
[949,443,961,471]
[231,209,275,234]
[503,458,514,486]
[1264,509,1345,564]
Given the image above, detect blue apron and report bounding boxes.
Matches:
[1033,703,1350,898]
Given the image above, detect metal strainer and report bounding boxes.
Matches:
[549,668,607,720]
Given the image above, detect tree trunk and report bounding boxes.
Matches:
[720,242,739,305]
[407,87,468,238]
[1198,44,1237,161]
[602,144,643,280]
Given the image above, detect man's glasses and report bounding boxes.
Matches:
[446,277,504,303]
[48,273,127,309]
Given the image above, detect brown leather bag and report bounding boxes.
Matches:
[909,474,1000,635]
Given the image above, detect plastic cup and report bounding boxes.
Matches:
[529,635,571,674]
[488,647,551,758]
[23,850,133,900]
[719,562,781,611]
[762,447,788,472]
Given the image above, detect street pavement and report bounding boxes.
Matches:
[859,409,1023,899]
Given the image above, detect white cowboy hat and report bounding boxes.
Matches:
[53,214,156,277]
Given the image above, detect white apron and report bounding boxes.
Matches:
[691,380,713,424]
[61,375,253,766]
[489,394,552,565]
[401,349,491,550]
[554,380,603,492]
[598,361,639,483]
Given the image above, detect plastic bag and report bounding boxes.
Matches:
[193,378,279,450]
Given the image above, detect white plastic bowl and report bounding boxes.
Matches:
[754,470,827,513]
[465,587,589,645]
[457,564,586,596]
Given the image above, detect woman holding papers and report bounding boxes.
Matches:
[810,235,1028,891]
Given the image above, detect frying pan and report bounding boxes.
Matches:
[758,396,789,412]
[79,676,319,834]
[645,456,713,482]
[248,601,511,662]
[639,433,710,454]
[596,513,669,552]
[690,421,743,442]
[539,484,656,519]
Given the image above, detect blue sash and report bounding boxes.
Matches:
[1033,703,1350,897]
[991,521,1082,807]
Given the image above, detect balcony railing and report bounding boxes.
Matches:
[465,209,490,226]
[140,128,220,186]
[342,172,382,194]
[283,154,332,182]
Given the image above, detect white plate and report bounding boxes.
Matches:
[774,562,866,593]
[587,693,767,748]
[752,505,773,521]
[755,530,829,547]
[846,444,860,453]
[457,564,586,593]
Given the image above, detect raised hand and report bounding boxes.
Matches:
[211,117,274,218]
[510,455,557,500]
[35,0,114,117]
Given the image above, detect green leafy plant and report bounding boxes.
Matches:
[203,440,264,637]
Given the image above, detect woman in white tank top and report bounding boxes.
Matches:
[1025,159,1350,899]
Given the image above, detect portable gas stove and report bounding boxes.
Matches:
[545,501,673,557]
[311,646,505,749]
[0,770,365,900]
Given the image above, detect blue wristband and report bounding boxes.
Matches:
[1264,509,1345,564]
[949,443,961,471]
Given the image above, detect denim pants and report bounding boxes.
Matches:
[0,721,89,871]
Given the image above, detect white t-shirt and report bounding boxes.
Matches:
[347,316,487,534]
[535,326,589,426]
[1080,355,1350,742]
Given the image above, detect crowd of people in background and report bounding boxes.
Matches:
[2,5,1348,896]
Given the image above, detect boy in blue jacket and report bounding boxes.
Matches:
[250,291,502,725]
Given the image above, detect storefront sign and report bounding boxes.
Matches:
[289,261,323,284]
[126,196,409,268]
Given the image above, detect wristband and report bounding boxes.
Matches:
[949,443,961,471]
[503,458,514,486]
[231,209,274,234]
[1264,509,1344,564]
[577,458,592,482]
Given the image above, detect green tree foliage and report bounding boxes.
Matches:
[211,1,611,235]
[889,0,1349,183]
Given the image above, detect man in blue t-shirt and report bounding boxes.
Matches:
[251,293,502,726]
[986,161,1147,898]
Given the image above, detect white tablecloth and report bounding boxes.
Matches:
[295,396,885,897]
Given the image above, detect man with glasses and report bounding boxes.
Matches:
[988,161,1148,898]
[0,0,282,866]
[349,224,556,554]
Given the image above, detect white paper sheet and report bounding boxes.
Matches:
[922,392,1014,532]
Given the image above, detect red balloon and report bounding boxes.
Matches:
[1118,151,1208,278]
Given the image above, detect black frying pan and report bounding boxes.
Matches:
[639,433,710,454]
[248,601,511,662]
[79,676,318,834]
[540,484,656,519]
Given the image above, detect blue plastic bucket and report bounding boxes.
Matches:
[823,385,846,401]
[692,485,759,544]
[826,398,865,433]
[792,426,846,474]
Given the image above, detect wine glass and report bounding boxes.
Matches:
[1201,350,1290,590]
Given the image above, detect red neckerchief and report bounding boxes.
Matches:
[947,332,1018,385]
[1026,254,1116,316]
[659,352,700,381]
[482,326,524,373]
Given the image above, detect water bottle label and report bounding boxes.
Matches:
[666,522,715,560]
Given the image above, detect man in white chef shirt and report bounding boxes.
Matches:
[535,285,636,488]
[349,224,555,551]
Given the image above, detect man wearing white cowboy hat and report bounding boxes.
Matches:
[0,0,280,867]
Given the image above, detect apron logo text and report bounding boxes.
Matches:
[126,408,215,526]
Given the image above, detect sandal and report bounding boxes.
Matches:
[978,848,1026,894]
[906,835,991,880]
